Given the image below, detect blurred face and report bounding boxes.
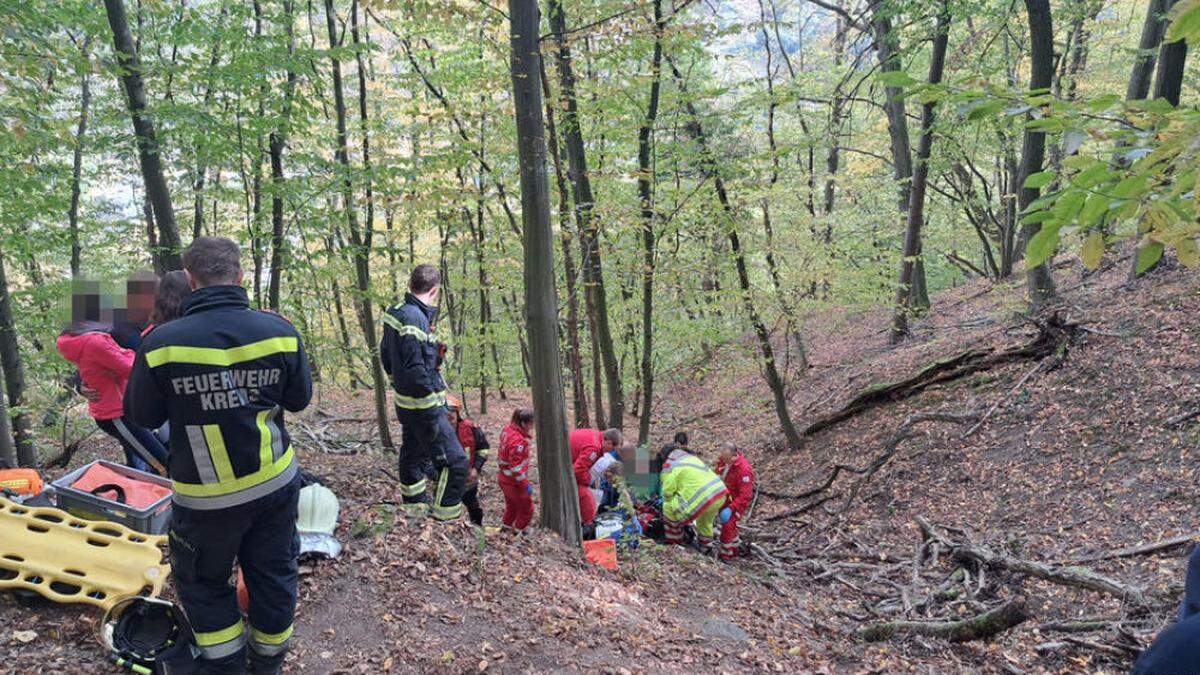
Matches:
[126,278,158,324]
[447,409,459,425]
[522,419,535,435]
[720,446,736,462]
[602,437,616,452]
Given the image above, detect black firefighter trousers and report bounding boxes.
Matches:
[395,404,468,521]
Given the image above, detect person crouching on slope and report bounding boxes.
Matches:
[658,444,728,550]
[715,443,754,561]
[498,408,535,532]
[446,395,490,526]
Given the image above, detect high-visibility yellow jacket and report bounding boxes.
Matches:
[660,450,727,524]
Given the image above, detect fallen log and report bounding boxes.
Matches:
[804,313,1078,436]
[951,541,1151,608]
[859,597,1029,642]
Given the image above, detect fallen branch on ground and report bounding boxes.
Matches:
[858,597,1029,642]
[803,313,1077,436]
[962,361,1044,438]
[1071,531,1200,563]
[761,494,838,522]
[827,412,979,516]
[951,541,1151,608]
[1164,407,1200,428]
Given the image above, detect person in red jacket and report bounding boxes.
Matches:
[57,319,168,475]
[447,396,490,526]
[568,428,621,527]
[715,443,754,561]
[498,408,535,532]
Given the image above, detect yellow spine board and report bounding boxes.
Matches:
[0,497,169,610]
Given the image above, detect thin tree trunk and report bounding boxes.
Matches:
[324,0,393,449]
[891,4,950,343]
[0,252,35,466]
[509,0,579,543]
[103,0,181,273]
[1020,0,1058,309]
[267,0,298,311]
[541,67,590,428]
[1127,0,1170,101]
[548,0,624,430]
[0,362,14,468]
[1131,0,1188,278]
[637,0,665,447]
[758,0,810,365]
[68,35,93,278]
[669,58,802,451]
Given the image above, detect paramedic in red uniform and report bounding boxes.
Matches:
[446,395,490,526]
[715,443,755,561]
[568,428,621,527]
[498,408,535,532]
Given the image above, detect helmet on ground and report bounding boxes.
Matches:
[297,483,342,559]
[100,596,195,671]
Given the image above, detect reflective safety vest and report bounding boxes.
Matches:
[660,451,728,525]
[124,285,313,511]
[379,293,448,412]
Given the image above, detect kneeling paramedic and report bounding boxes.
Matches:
[126,237,313,674]
[380,264,468,521]
[658,444,728,549]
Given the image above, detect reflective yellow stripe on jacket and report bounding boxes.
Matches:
[661,453,728,523]
[144,337,298,368]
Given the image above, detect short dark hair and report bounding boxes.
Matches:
[409,264,441,295]
[674,431,689,446]
[183,237,241,287]
[511,408,534,426]
[603,429,623,447]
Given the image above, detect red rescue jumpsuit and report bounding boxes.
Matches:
[716,451,754,560]
[568,429,602,526]
[498,422,534,530]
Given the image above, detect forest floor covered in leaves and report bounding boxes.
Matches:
[4,255,1200,673]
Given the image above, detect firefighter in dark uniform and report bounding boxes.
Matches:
[125,237,312,675]
[380,264,468,521]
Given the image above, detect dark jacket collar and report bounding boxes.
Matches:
[404,292,439,323]
[185,285,250,316]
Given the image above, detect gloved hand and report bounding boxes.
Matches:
[526,484,534,496]
[719,507,733,524]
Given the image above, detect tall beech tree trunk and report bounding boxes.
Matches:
[669,59,802,451]
[509,0,579,543]
[0,252,34,466]
[547,0,624,431]
[637,0,665,447]
[1127,0,1170,101]
[68,35,93,278]
[870,0,924,311]
[267,0,298,311]
[1019,0,1058,309]
[103,0,181,273]
[891,4,950,343]
[542,67,590,428]
[324,0,393,449]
